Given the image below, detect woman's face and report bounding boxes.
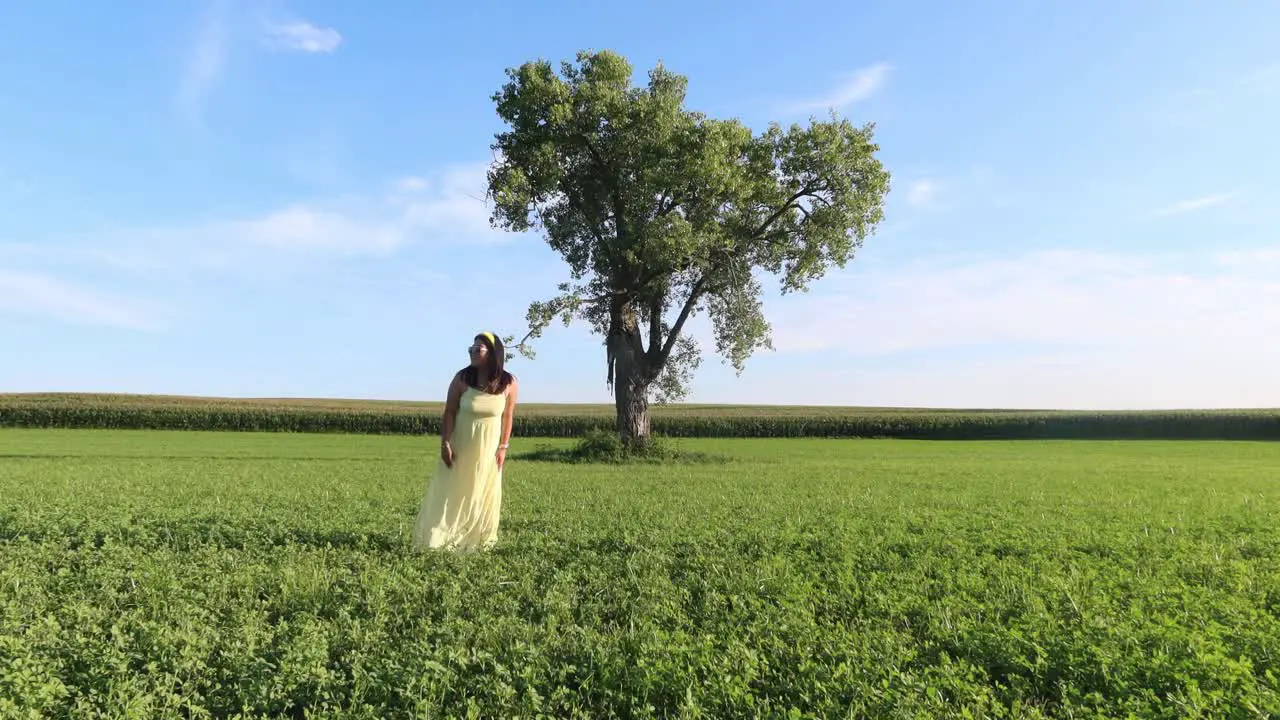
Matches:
[468,337,490,368]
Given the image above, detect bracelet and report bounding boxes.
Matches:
[498,443,509,449]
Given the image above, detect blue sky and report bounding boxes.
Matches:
[2,0,1277,408]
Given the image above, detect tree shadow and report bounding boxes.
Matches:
[512,443,730,466]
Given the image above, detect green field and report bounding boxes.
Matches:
[2,429,1278,718]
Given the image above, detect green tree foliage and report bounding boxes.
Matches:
[486,50,891,447]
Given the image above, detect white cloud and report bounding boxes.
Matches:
[392,166,498,234]
[1154,193,1234,216]
[396,177,429,193]
[178,1,229,121]
[1213,247,1280,268]
[0,270,161,330]
[758,248,1280,408]
[905,178,938,207]
[230,205,403,254]
[261,19,343,53]
[788,62,891,112]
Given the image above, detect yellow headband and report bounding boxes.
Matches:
[480,332,497,346]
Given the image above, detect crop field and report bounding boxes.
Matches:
[3,393,1279,440]
[2,428,1278,718]
[3,392,1001,417]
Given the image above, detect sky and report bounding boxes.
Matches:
[1,0,1278,409]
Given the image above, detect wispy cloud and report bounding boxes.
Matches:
[768,342,1279,410]
[756,248,1280,408]
[1154,192,1233,216]
[769,248,1279,357]
[787,62,891,112]
[1158,62,1280,129]
[893,166,1019,215]
[177,5,342,121]
[0,270,161,330]
[261,19,343,53]
[13,163,509,279]
[178,0,229,122]
[1213,247,1280,268]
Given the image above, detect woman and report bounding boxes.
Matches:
[411,331,519,552]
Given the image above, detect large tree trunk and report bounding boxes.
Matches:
[607,316,652,449]
[614,364,651,449]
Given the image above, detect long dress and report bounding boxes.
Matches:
[411,386,507,552]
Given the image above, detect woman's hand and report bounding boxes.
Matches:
[441,440,454,468]
[495,446,507,470]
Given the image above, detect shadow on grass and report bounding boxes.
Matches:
[513,445,730,465]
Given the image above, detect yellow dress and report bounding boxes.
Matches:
[411,386,507,552]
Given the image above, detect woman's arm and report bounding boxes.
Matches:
[499,376,519,449]
[441,373,463,448]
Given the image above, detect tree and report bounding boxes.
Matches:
[486,50,891,449]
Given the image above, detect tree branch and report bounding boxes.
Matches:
[647,295,663,359]
[633,266,670,293]
[751,186,814,238]
[513,286,617,359]
[514,325,539,351]
[566,195,610,247]
[581,135,609,170]
[654,274,709,366]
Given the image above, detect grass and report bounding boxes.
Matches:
[2,428,1279,718]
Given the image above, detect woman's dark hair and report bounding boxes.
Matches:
[460,332,513,394]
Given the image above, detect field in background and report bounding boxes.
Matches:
[2,428,1278,717]
[0,391,1056,416]
[3,392,1279,439]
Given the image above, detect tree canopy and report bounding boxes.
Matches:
[486,50,890,443]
